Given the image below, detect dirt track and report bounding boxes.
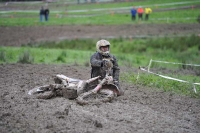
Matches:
[0,24,200,132]
[1,24,200,46]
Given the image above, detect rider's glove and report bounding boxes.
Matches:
[105,76,113,84]
[110,58,114,64]
[101,59,113,68]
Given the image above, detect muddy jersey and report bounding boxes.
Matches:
[90,52,120,82]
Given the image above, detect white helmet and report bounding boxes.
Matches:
[96,39,110,56]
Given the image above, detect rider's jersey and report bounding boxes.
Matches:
[90,52,120,82]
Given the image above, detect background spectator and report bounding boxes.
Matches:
[44,7,50,21]
[131,6,137,21]
[145,7,152,21]
[39,6,45,22]
[137,6,144,21]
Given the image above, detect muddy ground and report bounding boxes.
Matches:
[1,24,200,46]
[0,24,200,133]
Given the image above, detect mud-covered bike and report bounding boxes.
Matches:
[28,59,120,105]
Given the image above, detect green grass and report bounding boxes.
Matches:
[0,8,199,26]
[0,46,93,65]
[33,35,200,66]
[0,0,200,26]
[0,35,195,69]
[121,71,200,98]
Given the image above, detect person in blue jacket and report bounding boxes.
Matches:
[131,6,137,21]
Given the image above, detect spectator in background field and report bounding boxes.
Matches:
[39,6,45,22]
[44,7,50,21]
[145,7,152,21]
[130,6,137,21]
[137,6,144,21]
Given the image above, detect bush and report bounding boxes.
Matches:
[55,51,67,63]
[0,51,6,62]
[17,50,34,64]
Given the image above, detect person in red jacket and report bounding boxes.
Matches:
[137,6,144,21]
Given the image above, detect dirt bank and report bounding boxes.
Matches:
[0,24,200,46]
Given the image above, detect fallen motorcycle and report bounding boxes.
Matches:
[28,74,120,105]
[28,59,120,105]
[28,74,100,99]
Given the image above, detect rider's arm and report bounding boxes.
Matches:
[90,52,102,67]
[112,56,120,82]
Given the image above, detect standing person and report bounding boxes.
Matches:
[90,39,124,96]
[44,7,50,21]
[145,7,152,21]
[130,6,137,21]
[39,6,45,22]
[137,6,144,21]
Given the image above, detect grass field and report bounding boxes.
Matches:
[0,0,200,26]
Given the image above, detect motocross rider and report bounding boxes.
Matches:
[90,39,124,95]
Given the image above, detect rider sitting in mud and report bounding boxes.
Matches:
[90,39,124,96]
[28,39,123,101]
